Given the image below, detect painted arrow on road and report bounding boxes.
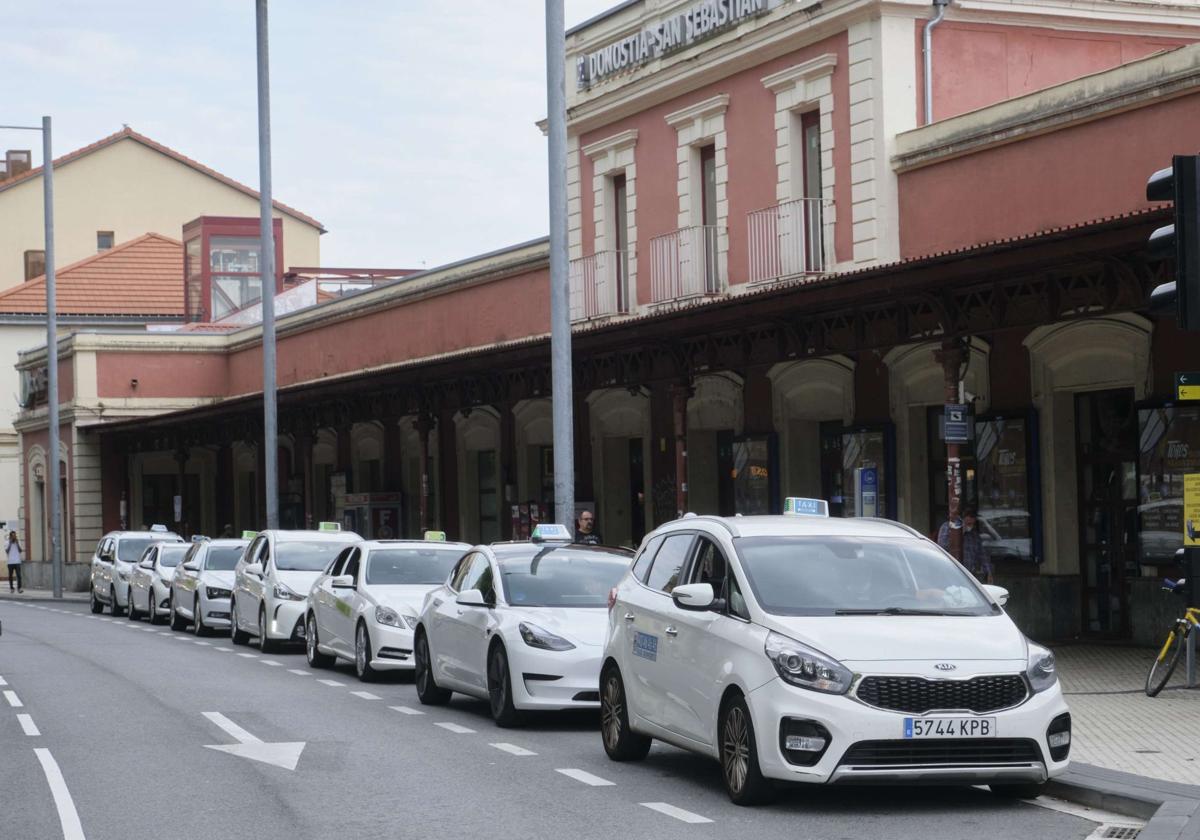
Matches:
[202,712,305,771]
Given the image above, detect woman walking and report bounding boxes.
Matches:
[7,531,23,594]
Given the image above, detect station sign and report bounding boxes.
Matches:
[943,403,974,444]
[1176,371,1200,401]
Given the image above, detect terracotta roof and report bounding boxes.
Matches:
[0,233,185,317]
[0,127,325,232]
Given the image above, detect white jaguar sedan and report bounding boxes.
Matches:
[305,538,471,680]
[600,500,1071,805]
[414,525,633,726]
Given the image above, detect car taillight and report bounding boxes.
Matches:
[607,587,618,611]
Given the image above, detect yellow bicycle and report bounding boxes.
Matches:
[1146,577,1199,697]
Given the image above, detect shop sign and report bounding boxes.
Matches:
[1176,372,1200,401]
[576,0,773,90]
[1185,474,1200,546]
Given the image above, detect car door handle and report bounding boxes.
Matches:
[623,612,635,622]
[664,626,678,636]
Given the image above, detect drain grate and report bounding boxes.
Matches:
[1100,827,1141,839]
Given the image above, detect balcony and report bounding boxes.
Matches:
[650,225,723,303]
[569,250,629,322]
[747,197,829,284]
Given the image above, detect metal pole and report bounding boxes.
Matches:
[256,0,278,529]
[545,0,574,529]
[43,116,62,598]
[922,0,949,125]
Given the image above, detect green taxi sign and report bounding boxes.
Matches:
[317,521,342,532]
[241,530,258,540]
[531,523,573,543]
[783,497,829,517]
[423,530,447,542]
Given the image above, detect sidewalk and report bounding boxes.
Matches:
[1055,644,1200,785]
[0,588,88,603]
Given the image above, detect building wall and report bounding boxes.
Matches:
[0,323,47,526]
[0,137,321,289]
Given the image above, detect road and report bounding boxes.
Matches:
[0,599,1102,840]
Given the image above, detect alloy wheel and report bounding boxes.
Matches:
[356,625,367,676]
[488,647,508,714]
[415,636,430,694]
[722,706,750,795]
[307,618,317,661]
[601,674,623,751]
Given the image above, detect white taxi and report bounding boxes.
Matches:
[230,527,363,653]
[127,541,192,624]
[305,537,471,680]
[169,537,250,635]
[414,525,633,726]
[600,500,1071,804]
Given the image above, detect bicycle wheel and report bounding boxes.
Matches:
[1145,625,1187,697]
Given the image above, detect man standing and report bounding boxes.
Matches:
[6,530,23,594]
[574,510,602,546]
[938,507,991,583]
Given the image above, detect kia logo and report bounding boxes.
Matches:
[934,663,957,672]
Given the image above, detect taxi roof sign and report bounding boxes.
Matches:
[241,530,258,540]
[531,523,573,543]
[783,497,829,517]
[423,530,447,542]
[317,521,342,532]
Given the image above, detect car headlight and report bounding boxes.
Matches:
[272,582,304,602]
[375,605,416,629]
[1025,640,1058,693]
[518,622,575,651]
[764,631,853,695]
[206,587,231,600]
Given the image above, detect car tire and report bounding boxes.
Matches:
[305,613,335,668]
[230,599,251,645]
[170,595,187,631]
[487,643,523,727]
[355,622,378,683]
[110,586,125,617]
[989,783,1047,799]
[90,587,103,614]
[719,694,775,806]
[257,607,276,654]
[127,590,141,621]
[600,665,652,761]
[192,597,206,637]
[414,630,451,706]
[148,595,163,626]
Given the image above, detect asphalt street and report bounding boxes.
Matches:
[0,599,1101,840]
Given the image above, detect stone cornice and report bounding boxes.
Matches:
[761,53,838,93]
[664,94,731,128]
[581,128,640,159]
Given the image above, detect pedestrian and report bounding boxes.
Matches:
[7,530,23,594]
[574,510,602,546]
[937,506,991,583]
[221,523,234,538]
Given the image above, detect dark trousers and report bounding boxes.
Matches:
[7,564,21,591]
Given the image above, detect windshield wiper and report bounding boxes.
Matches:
[834,607,960,616]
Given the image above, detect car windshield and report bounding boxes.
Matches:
[275,539,358,571]
[734,536,995,617]
[365,547,465,585]
[158,545,189,567]
[205,546,246,571]
[498,548,630,608]
[118,539,158,563]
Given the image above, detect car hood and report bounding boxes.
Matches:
[761,613,1027,664]
[201,571,235,589]
[276,570,322,595]
[371,584,440,616]
[506,607,608,647]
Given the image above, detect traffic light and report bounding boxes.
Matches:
[1147,155,1200,331]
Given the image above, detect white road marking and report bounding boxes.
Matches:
[158,632,171,636]
[34,748,86,840]
[4,690,23,707]
[556,768,614,787]
[237,653,258,659]
[1021,793,1145,828]
[0,676,6,686]
[434,722,475,734]
[202,712,261,743]
[389,705,424,716]
[214,647,232,652]
[317,679,345,687]
[193,641,211,646]
[17,714,40,736]
[640,803,712,824]
[287,669,311,676]
[260,660,283,667]
[201,712,306,771]
[350,691,380,700]
[141,627,157,632]
[490,742,536,756]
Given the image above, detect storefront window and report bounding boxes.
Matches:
[732,438,771,515]
[1138,406,1200,568]
[975,417,1035,563]
[821,426,888,519]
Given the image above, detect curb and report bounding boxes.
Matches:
[1049,763,1200,840]
[0,592,89,604]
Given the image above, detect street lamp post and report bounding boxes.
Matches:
[256,0,279,530]
[0,118,61,598]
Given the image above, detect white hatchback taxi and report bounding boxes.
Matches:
[305,537,471,680]
[414,525,632,726]
[600,500,1071,805]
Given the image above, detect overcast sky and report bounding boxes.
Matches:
[1,1,617,269]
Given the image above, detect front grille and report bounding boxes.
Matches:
[840,739,1043,767]
[856,675,1027,714]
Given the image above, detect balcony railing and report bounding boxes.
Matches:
[747,197,829,284]
[650,225,723,303]
[569,250,629,322]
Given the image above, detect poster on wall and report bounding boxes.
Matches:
[1139,406,1200,564]
[974,417,1034,563]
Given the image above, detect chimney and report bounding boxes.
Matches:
[5,150,32,180]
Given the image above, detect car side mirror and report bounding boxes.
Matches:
[983,584,1009,607]
[457,588,488,607]
[182,561,200,572]
[672,582,717,612]
[244,562,263,578]
[331,575,355,590]
[139,560,154,569]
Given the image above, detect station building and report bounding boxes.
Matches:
[15,0,1200,643]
